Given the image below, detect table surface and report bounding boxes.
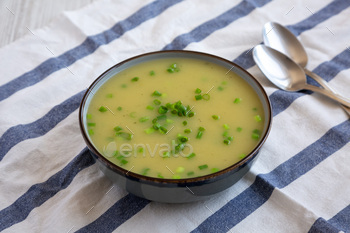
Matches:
[0,0,97,48]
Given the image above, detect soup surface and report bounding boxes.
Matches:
[86,57,264,179]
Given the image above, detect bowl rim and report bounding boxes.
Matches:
[79,50,272,186]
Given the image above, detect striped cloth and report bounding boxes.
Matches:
[0,0,349,232]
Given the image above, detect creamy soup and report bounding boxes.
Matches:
[86,57,264,179]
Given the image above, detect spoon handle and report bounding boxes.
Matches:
[304,69,350,116]
[304,69,337,93]
[305,84,350,108]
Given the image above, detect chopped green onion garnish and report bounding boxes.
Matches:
[87,123,96,127]
[227,136,234,141]
[196,131,203,139]
[198,164,208,170]
[106,93,113,98]
[86,114,92,119]
[166,119,174,124]
[120,159,128,165]
[202,94,210,100]
[172,175,181,179]
[137,148,144,153]
[239,153,247,159]
[88,129,94,135]
[116,132,133,140]
[159,126,168,134]
[141,168,150,176]
[178,136,188,143]
[150,70,155,76]
[254,115,262,122]
[158,106,168,114]
[187,171,195,176]
[212,115,220,120]
[195,88,202,94]
[139,116,150,122]
[195,94,202,100]
[188,112,195,117]
[153,99,161,105]
[233,98,242,104]
[144,127,155,134]
[222,131,229,137]
[187,153,196,159]
[236,127,242,132]
[217,86,224,91]
[157,115,167,121]
[114,126,122,132]
[153,123,161,130]
[252,107,258,111]
[252,133,259,140]
[162,151,170,158]
[117,106,122,111]
[176,167,185,173]
[146,105,154,110]
[131,77,139,82]
[152,90,162,97]
[157,173,164,178]
[183,121,188,126]
[211,168,219,173]
[223,139,231,145]
[98,106,107,112]
[221,81,227,85]
[198,127,205,132]
[223,124,230,130]
[184,129,192,134]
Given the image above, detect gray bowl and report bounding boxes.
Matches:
[79,50,272,203]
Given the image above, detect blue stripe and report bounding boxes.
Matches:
[0,90,85,161]
[191,120,350,233]
[270,49,350,116]
[0,0,182,102]
[162,0,272,50]
[233,0,350,70]
[309,205,350,233]
[76,194,150,233]
[0,147,95,231]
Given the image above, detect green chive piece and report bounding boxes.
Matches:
[158,106,168,114]
[87,123,96,127]
[98,106,107,112]
[198,164,208,170]
[221,81,227,85]
[172,175,181,179]
[223,139,231,145]
[121,84,127,88]
[217,86,224,91]
[195,94,202,100]
[202,94,210,100]
[176,167,185,173]
[227,136,234,141]
[141,168,150,176]
[88,129,94,135]
[183,121,188,126]
[117,106,122,111]
[187,153,196,159]
[86,114,92,119]
[252,107,258,111]
[159,126,168,134]
[162,151,170,158]
[116,132,133,140]
[150,70,155,76]
[233,98,241,104]
[178,136,188,143]
[212,115,220,120]
[120,159,128,165]
[198,127,205,132]
[157,115,167,121]
[153,99,161,105]
[153,122,161,130]
[131,77,139,82]
[116,155,124,160]
[195,88,202,94]
[196,131,203,139]
[211,168,219,173]
[166,119,174,124]
[254,115,262,122]
[252,133,260,140]
[152,90,162,97]
[223,124,230,130]
[146,105,154,110]
[114,126,122,132]
[157,173,164,178]
[184,128,192,134]
[106,93,113,98]
[187,171,195,176]
[167,68,175,73]
[239,153,247,159]
[137,148,144,153]
[222,131,229,137]
[139,116,150,122]
[236,127,242,132]
[144,127,155,134]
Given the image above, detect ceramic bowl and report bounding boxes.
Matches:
[79,50,272,203]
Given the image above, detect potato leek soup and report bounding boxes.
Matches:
[86,57,264,179]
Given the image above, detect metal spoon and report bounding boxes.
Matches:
[262,22,335,93]
[252,45,350,110]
